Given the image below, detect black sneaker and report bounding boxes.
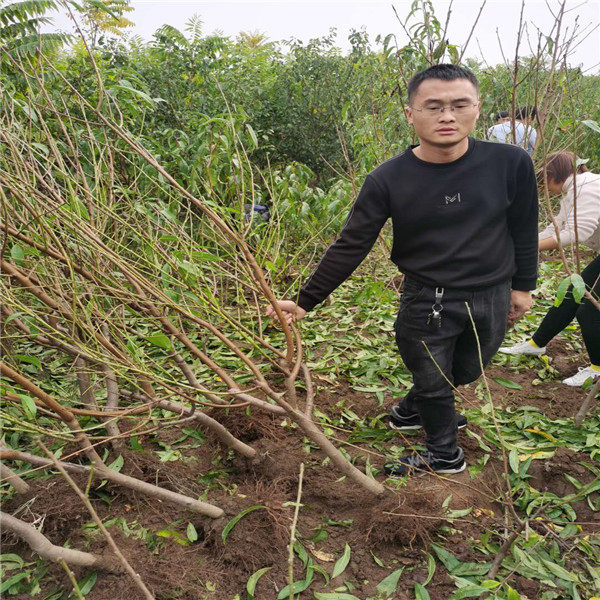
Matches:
[383,448,466,477]
[388,406,468,431]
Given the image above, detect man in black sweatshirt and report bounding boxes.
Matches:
[267,64,538,476]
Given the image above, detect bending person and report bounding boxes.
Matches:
[500,151,600,386]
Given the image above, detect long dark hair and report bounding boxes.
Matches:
[544,151,588,184]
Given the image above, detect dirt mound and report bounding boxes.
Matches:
[2,475,91,546]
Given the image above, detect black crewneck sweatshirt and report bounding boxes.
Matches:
[297,138,538,312]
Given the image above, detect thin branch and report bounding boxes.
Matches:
[39,441,155,599]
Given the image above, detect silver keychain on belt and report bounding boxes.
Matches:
[427,287,444,328]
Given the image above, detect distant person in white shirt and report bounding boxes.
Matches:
[487,106,537,155]
[492,110,509,124]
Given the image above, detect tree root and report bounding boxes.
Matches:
[0,511,122,573]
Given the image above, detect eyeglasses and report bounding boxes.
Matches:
[411,102,479,117]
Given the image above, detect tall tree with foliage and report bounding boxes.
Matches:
[0,0,70,56]
[80,0,133,46]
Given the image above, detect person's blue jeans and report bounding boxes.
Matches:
[394,277,512,458]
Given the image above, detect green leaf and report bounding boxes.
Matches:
[156,529,174,537]
[0,571,31,593]
[68,195,89,220]
[430,545,488,577]
[332,543,351,578]
[31,142,49,156]
[20,394,37,419]
[222,506,266,543]
[570,274,586,303]
[375,567,404,596]
[10,244,25,266]
[84,0,121,19]
[3,311,23,325]
[0,554,25,570]
[186,522,198,542]
[423,553,436,586]
[14,354,41,370]
[145,333,172,350]
[541,559,579,582]
[445,507,473,520]
[277,563,313,599]
[505,584,521,600]
[430,543,460,572]
[312,563,330,584]
[190,251,220,262]
[449,585,491,599]
[493,377,522,390]
[107,454,124,472]
[294,541,309,567]
[312,528,328,543]
[509,448,520,474]
[78,571,97,594]
[433,42,446,60]
[156,529,189,545]
[246,567,271,599]
[451,562,490,577]
[414,583,431,600]
[246,124,259,149]
[448,44,459,64]
[582,119,600,134]
[554,277,571,307]
[370,550,384,567]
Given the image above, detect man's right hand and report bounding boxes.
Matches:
[265,301,307,325]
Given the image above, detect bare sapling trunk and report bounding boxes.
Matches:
[0,362,224,518]
[0,511,121,572]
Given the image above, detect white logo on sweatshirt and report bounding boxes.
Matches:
[444,193,461,204]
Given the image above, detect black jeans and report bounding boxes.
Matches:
[394,277,511,458]
[532,255,600,365]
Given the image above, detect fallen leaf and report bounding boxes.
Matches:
[311,549,335,562]
[524,428,557,442]
[520,451,555,461]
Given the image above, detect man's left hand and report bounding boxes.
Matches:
[508,290,532,327]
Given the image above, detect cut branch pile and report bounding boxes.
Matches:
[0,49,384,574]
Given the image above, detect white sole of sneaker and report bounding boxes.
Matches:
[436,463,467,474]
[498,349,545,356]
[388,421,422,431]
[388,421,467,431]
[384,462,467,478]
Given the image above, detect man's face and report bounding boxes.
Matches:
[405,78,480,147]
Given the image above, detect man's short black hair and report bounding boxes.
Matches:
[516,105,536,120]
[407,64,479,103]
[495,110,509,120]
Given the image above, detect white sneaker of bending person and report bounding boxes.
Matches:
[499,340,546,356]
[562,366,600,387]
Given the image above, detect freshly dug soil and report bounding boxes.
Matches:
[2,356,597,600]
